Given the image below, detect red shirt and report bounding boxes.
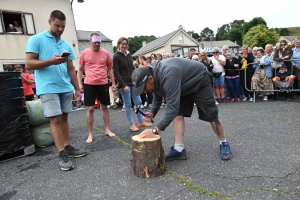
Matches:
[79,48,112,85]
[22,73,34,96]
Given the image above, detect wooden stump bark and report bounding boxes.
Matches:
[131,135,166,178]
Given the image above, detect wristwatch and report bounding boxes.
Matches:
[152,128,158,135]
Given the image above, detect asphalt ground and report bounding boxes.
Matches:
[1,96,300,200]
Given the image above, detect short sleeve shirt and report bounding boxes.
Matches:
[22,73,34,96]
[79,48,112,85]
[211,55,226,76]
[25,30,76,95]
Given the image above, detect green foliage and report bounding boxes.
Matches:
[200,27,214,41]
[287,27,300,35]
[243,24,279,48]
[243,17,267,35]
[279,28,290,36]
[127,35,157,54]
[113,46,117,53]
[187,30,201,42]
[216,24,230,40]
[228,27,243,45]
[230,19,245,29]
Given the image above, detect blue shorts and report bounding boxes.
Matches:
[40,92,73,117]
[214,75,225,86]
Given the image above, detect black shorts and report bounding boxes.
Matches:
[178,75,218,122]
[84,84,110,106]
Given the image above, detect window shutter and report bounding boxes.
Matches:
[0,11,4,33]
[23,13,35,35]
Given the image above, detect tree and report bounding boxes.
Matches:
[230,19,245,29]
[113,46,117,53]
[228,27,243,45]
[243,24,279,48]
[187,30,201,41]
[279,28,290,36]
[200,27,214,41]
[243,17,267,35]
[127,35,157,54]
[216,24,230,41]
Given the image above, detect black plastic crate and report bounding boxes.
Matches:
[0,78,22,90]
[0,112,29,132]
[0,72,21,80]
[0,97,26,108]
[0,87,24,98]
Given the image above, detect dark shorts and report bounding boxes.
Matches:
[84,84,110,106]
[178,75,218,122]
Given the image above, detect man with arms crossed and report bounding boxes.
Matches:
[25,10,86,171]
[132,58,232,161]
[77,33,116,143]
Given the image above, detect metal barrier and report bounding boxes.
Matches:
[241,59,300,102]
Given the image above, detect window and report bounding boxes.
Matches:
[0,10,36,35]
[178,35,183,43]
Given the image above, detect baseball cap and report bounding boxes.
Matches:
[91,35,101,42]
[131,67,152,96]
[279,64,287,69]
[212,47,219,53]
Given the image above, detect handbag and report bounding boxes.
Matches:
[213,72,223,78]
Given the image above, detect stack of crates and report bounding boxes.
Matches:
[0,72,33,156]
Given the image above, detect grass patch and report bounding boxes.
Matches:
[166,169,229,200]
[291,122,300,126]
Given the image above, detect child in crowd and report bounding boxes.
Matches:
[272,64,295,101]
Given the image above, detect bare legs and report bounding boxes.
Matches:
[214,85,225,99]
[49,113,70,152]
[173,115,226,145]
[86,105,115,143]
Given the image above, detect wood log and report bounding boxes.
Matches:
[131,135,166,178]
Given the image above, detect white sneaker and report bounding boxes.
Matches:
[249,98,253,102]
[122,105,125,112]
[243,97,248,101]
[140,105,144,108]
[115,98,120,104]
[263,96,268,101]
[215,100,219,105]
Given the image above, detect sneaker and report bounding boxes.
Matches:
[165,146,187,162]
[122,105,125,112]
[243,97,248,101]
[231,98,235,102]
[217,98,222,103]
[140,104,144,109]
[222,98,227,103]
[249,98,253,102]
[111,103,118,109]
[215,100,219,105]
[237,98,241,102]
[65,145,87,158]
[130,124,139,132]
[219,142,232,160]
[59,150,74,171]
[263,96,268,101]
[115,98,120,104]
[138,121,151,127]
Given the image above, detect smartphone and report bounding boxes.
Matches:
[61,51,71,57]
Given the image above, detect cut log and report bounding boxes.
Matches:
[131,135,166,178]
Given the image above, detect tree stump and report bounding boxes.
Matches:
[131,135,166,178]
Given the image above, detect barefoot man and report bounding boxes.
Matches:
[77,33,116,143]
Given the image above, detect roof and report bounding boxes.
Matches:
[201,40,239,49]
[76,30,112,42]
[280,36,299,42]
[133,27,200,56]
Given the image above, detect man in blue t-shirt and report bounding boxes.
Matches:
[25,10,86,171]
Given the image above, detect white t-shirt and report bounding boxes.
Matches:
[211,55,226,76]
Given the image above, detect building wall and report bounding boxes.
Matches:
[0,0,80,71]
[163,31,197,54]
[78,41,114,59]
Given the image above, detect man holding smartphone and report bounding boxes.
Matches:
[25,10,87,171]
[77,33,116,143]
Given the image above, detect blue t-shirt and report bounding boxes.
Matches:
[25,30,76,95]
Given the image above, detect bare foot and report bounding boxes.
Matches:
[105,130,116,137]
[86,135,93,143]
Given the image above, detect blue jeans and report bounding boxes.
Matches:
[225,77,241,98]
[119,86,143,125]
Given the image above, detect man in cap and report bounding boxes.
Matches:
[77,33,116,143]
[131,58,232,161]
